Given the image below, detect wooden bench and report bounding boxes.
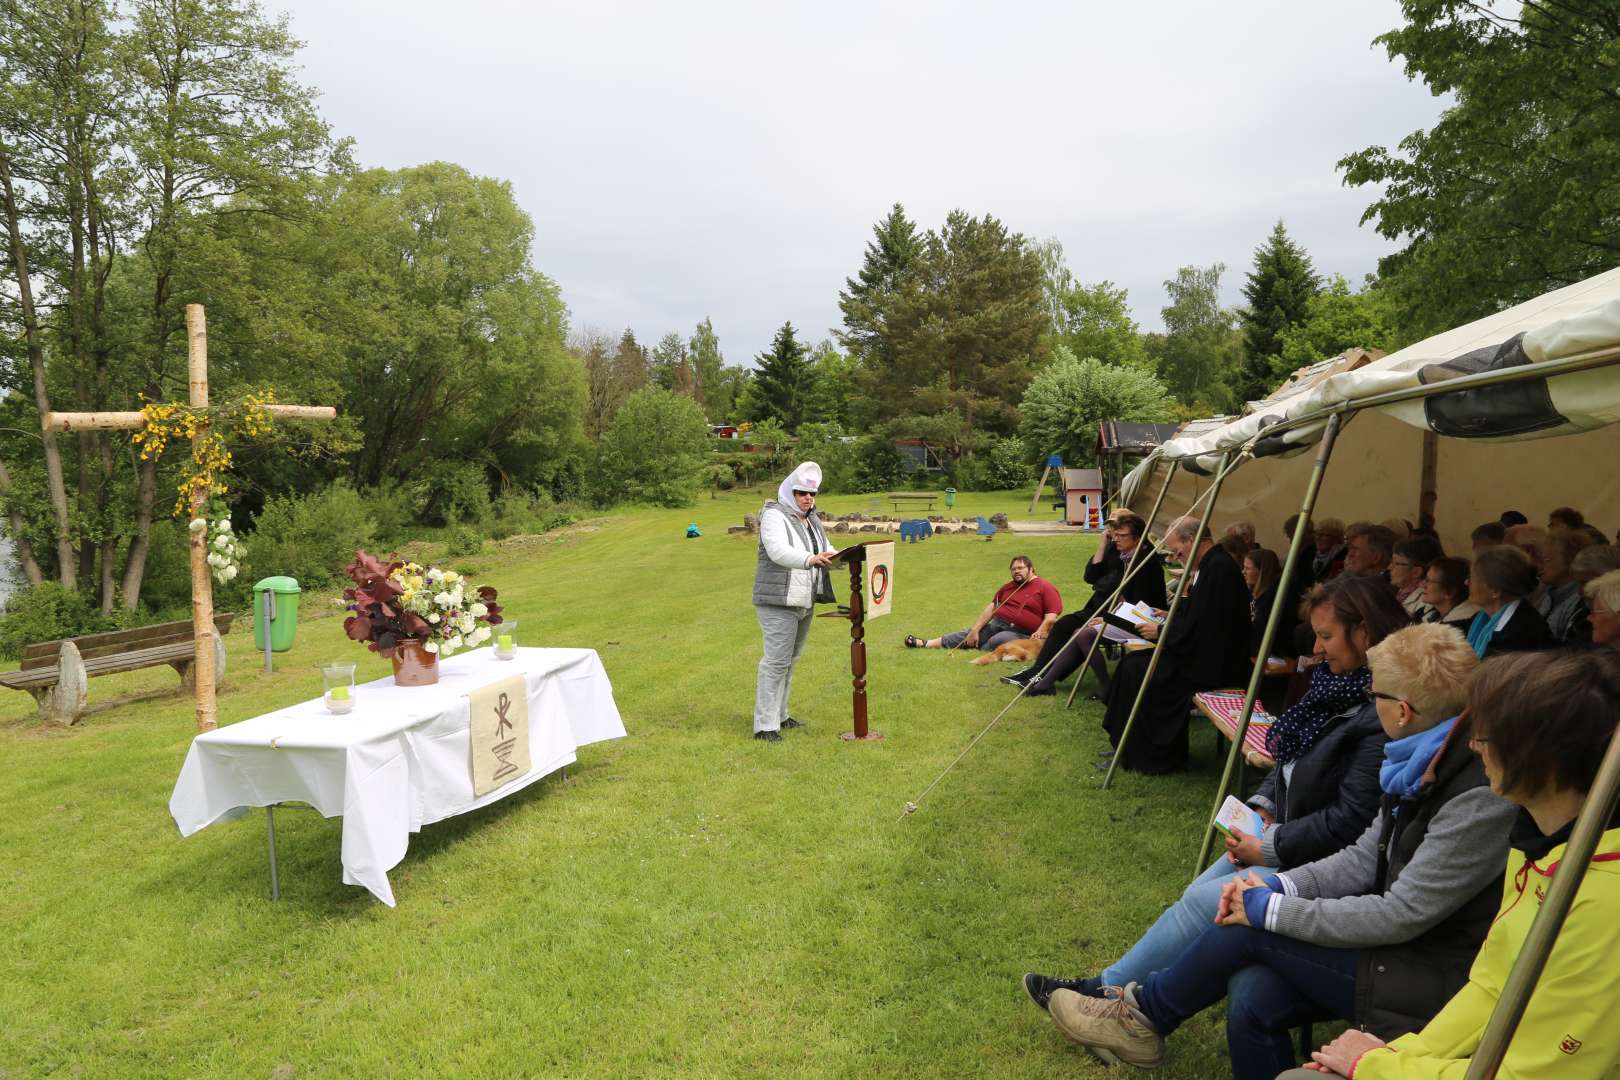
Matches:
[0,614,235,725]
[887,491,938,512]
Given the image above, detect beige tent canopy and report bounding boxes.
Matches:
[1120,267,1620,550]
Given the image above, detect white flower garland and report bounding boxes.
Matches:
[195,515,244,584]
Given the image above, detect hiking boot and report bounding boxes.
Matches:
[753,730,784,742]
[1022,973,1104,1012]
[1048,983,1164,1069]
[780,718,804,730]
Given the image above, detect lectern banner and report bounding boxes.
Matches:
[863,542,895,620]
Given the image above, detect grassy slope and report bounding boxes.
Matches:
[1,487,1241,1078]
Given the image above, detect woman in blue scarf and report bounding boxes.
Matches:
[1463,546,1551,658]
[1024,575,1410,1008]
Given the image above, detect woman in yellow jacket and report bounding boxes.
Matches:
[1284,648,1620,1079]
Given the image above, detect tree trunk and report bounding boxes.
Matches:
[0,455,46,587]
[119,453,159,612]
[0,141,77,587]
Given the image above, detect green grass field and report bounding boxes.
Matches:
[2,487,1248,1078]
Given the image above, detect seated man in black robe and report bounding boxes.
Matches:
[1102,516,1251,774]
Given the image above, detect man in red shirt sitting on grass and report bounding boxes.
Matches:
[904,555,1063,652]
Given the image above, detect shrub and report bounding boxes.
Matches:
[985,435,1035,489]
[488,489,554,539]
[591,388,709,507]
[950,454,991,492]
[244,481,378,593]
[1019,347,1173,468]
[0,582,110,660]
[849,436,905,494]
[446,526,483,556]
[361,480,419,547]
[409,460,492,527]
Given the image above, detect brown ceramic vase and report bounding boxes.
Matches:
[390,638,439,686]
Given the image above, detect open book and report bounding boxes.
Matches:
[1213,794,1265,840]
[1099,600,1163,646]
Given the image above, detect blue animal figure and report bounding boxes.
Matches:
[685,523,701,538]
[975,516,996,539]
[900,518,933,543]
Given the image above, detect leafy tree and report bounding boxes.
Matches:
[591,387,709,507]
[1340,2,1620,338]
[650,332,691,394]
[1019,348,1173,467]
[985,435,1035,490]
[1276,275,1401,369]
[803,339,866,429]
[867,210,1047,449]
[688,317,727,419]
[744,416,792,471]
[1238,221,1321,401]
[1156,263,1242,411]
[1035,239,1148,367]
[612,330,651,394]
[745,321,814,430]
[837,202,920,367]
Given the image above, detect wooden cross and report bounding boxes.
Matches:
[41,304,336,731]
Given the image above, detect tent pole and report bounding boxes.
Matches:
[1064,459,1177,709]
[1102,452,1235,791]
[1463,722,1620,1079]
[1190,413,1343,876]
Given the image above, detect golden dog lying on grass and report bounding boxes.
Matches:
[969,637,1042,665]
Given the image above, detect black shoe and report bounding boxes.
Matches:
[753,730,784,742]
[1024,680,1055,697]
[1000,670,1033,688]
[780,718,804,730]
[1022,973,1105,1012]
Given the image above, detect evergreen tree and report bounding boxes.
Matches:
[1238,221,1321,401]
[747,322,814,431]
[649,332,689,392]
[837,202,920,365]
[611,330,650,394]
[688,317,726,419]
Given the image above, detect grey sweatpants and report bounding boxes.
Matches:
[754,603,814,733]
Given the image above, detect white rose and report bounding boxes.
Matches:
[469,602,487,618]
[206,552,223,568]
[216,518,231,530]
[434,591,452,607]
[458,616,474,634]
[423,641,439,654]
[212,534,229,550]
[427,612,440,624]
[470,626,490,645]
[223,566,237,581]
[189,518,207,533]
[447,634,463,652]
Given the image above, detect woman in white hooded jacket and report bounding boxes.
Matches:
[751,462,838,741]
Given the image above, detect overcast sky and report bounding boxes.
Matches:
[274,1,1445,366]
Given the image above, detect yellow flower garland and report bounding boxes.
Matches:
[131,389,279,517]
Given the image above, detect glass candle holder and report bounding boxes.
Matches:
[322,661,357,714]
[493,620,518,660]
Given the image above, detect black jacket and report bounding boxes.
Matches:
[1163,544,1251,690]
[1248,581,1302,660]
[1250,700,1387,869]
[1447,602,1553,657]
[1356,725,1504,1037]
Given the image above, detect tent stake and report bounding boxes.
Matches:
[1191,413,1342,876]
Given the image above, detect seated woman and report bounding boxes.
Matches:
[1010,512,1165,697]
[1422,556,1476,626]
[1039,623,1516,1079]
[1564,546,1620,648]
[1536,528,1595,644]
[1242,548,1296,661]
[1390,536,1443,621]
[1022,575,1408,1009]
[1283,649,1620,1079]
[1464,546,1553,657]
[1583,569,1620,651]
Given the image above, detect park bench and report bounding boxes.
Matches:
[0,613,234,725]
[887,491,937,512]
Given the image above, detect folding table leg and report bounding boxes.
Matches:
[266,805,280,901]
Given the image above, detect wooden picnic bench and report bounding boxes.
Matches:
[887,491,938,512]
[0,613,234,725]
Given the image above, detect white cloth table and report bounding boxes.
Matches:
[169,647,625,906]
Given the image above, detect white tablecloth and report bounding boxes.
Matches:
[169,647,625,906]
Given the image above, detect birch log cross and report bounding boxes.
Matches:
[41,304,337,732]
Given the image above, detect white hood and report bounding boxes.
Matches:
[776,461,823,507]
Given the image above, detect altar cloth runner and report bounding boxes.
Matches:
[169,647,625,906]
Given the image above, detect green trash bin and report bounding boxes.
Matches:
[944,487,957,509]
[253,576,302,653]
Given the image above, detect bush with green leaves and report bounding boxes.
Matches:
[849,436,905,493]
[409,460,493,527]
[0,582,111,660]
[793,421,855,492]
[446,526,484,557]
[243,481,378,593]
[985,436,1035,489]
[1019,348,1172,467]
[360,480,419,547]
[590,388,710,507]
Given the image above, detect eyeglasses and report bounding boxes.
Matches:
[1368,690,1403,704]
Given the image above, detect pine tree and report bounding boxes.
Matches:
[748,321,814,431]
[837,203,920,363]
[1238,221,1321,401]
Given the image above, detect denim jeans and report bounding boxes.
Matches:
[1101,856,1271,987]
[939,617,1024,651]
[1132,923,1359,1080]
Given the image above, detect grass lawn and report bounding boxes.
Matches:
[2,485,1251,1078]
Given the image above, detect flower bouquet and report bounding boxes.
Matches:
[342,550,502,684]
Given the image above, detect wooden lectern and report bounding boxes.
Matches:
[820,542,881,741]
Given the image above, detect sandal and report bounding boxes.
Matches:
[904,634,924,648]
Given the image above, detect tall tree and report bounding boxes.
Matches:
[1238,220,1320,401]
[649,332,688,392]
[1340,2,1620,338]
[1035,239,1147,366]
[866,210,1047,450]
[611,330,650,397]
[837,202,919,366]
[1276,275,1400,369]
[688,317,727,419]
[746,321,814,431]
[1157,263,1242,412]
[1020,348,1173,466]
